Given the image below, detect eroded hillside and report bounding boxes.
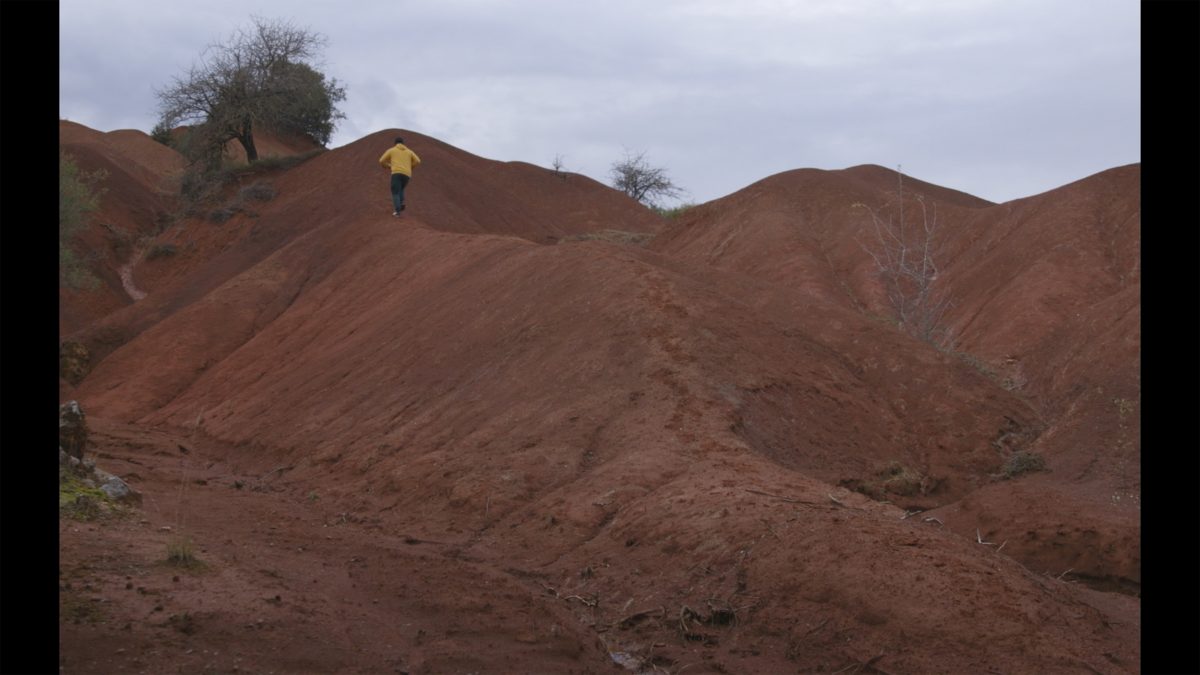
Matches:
[59,122,1140,674]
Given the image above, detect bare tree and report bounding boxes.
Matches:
[855,169,953,346]
[610,150,684,208]
[155,16,346,163]
[551,153,568,180]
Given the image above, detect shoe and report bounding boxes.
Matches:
[399,204,406,212]
[392,211,400,217]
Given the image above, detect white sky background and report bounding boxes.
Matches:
[59,0,1139,206]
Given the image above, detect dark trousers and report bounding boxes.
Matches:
[390,173,410,212]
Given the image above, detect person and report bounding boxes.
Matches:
[378,136,422,216]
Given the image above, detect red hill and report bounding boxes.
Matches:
[59,123,1139,674]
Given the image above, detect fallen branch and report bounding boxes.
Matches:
[563,594,599,608]
[921,516,944,526]
[616,607,663,628]
[976,529,996,546]
[827,493,845,507]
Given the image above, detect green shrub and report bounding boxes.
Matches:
[150,121,175,147]
[59,152,106,289]
[207,205,240,223]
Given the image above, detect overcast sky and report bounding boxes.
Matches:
[59,0,1139,206]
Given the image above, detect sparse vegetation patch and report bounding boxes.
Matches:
[558,229,655,246]
[145,243,179,260]
[165,535,206,570]
[59,470,123,521]
[999,451,1046,479]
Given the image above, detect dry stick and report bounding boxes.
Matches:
[976,529,996,546]
[616,607,664,628]
[563,594,598,608]
[261,464,295,480]
[827,493,845,507]
[1056,568,1074,581]
[922,516,944,525]
[804,617,831,636]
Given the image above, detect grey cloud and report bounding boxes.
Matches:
[60,0,1138,206]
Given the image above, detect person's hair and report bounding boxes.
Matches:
[394,136,405,144]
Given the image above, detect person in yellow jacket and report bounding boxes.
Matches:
[379,136,422,216]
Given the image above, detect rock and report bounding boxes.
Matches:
[100,476,142,504]
[59,401,88,460]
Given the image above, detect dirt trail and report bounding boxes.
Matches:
[118,247,148,302]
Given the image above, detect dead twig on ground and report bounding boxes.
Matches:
[805,618,830,636]
[832,652,885,675]
[260,464,294,480]
[827,493,845,507]
[616,607,664,629]
[976,529,996,546]
[744,488,815,504]
[922,516,943,525]
[563,594,599,607]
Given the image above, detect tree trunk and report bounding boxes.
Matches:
[238,117,258,162]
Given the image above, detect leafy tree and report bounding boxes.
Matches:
[60,152,106,289]
[610,150,684,208]
[154,16,346,163]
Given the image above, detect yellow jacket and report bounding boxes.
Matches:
[379,144,421,176]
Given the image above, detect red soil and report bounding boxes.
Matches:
[60,122,1139,673]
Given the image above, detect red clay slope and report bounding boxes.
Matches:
[62,126,1139,673]
[59,121,184,334]
[649,164,1141,595]
[61,129,663,375]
